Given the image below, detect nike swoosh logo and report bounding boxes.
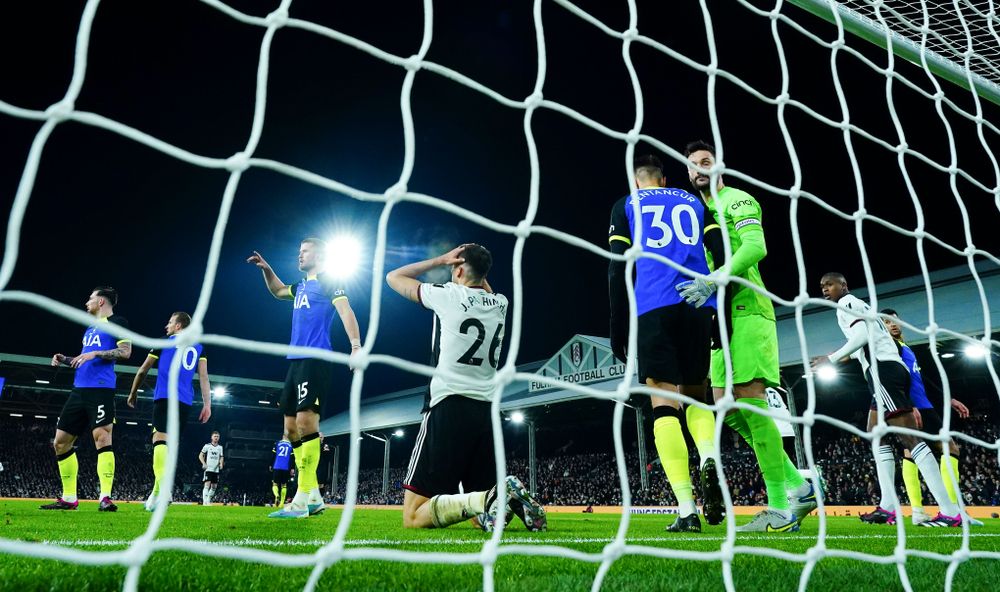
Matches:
[766,523,795,533]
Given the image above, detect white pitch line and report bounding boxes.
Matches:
[32,533,1000,548]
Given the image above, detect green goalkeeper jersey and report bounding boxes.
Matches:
[704,186,775,321]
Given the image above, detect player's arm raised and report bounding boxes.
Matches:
[127,354,158,408]
[247,250,294,300]
[197,357,212,423]
[386,245,466,304]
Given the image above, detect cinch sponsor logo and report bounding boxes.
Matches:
[730,199,754,210]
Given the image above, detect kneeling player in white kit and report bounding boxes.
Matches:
[386,244,546,531]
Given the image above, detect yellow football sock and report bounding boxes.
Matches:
[685,405,717,466]
[278,485,287,507]
[902,458,922,509]
[653,409,696,516]
[57,450,78,502]
[940,455,961,504]
[300,434,321,492]
[272,483,280,504]
[291,440,307,496]
[97,446,115,499]
[152,442,167,496]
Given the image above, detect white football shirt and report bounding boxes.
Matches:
[419,282,508,408]
[201,443,223,472]
[764,386,796,439]
[835,293,903,374]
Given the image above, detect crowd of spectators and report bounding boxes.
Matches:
[3,412,998,508]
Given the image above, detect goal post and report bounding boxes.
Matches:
[788,0,1000,107]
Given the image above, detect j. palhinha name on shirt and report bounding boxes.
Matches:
[459,292,507,316]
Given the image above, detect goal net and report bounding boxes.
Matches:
[1,1,998,591]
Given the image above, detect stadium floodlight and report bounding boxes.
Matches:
[325,235,363,280]
[35,379,49,384]
[34,415,46,419]
[510,411,525,424]
[816,365,838,382]
[9,413,23,417]
[941,352,955,359]
[393,429,404,437]
[964,343,989,359]
[212,387,227,398]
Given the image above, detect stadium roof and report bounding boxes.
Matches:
[320,262,1000,437]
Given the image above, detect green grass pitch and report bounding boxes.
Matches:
[1,500,998,591]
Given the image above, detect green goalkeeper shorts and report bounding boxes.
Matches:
[710,313,780,388]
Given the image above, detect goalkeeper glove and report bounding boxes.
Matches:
[676,278,716,308]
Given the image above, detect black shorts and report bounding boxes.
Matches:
[866,361,912,419]
[281,358,334,416]
[403,395,497,498]
[203,471,219,484]
[272,469,291,485]
[637,303,712,385]
[152,399,191,434]
[56,388,116,435]
[916,405,944,436]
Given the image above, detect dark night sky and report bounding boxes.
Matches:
[2,1,998,402]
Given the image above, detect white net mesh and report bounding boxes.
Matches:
[1,0,999,591]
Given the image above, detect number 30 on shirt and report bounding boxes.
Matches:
[641,204,700,249]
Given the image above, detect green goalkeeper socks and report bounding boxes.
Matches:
[740,399,788,511]
[723,409,754,447]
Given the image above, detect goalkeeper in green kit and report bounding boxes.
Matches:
[677,141,821,532]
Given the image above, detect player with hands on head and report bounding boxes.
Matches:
[386,243,546,532]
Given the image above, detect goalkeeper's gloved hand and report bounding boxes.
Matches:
[676,277,717,308]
